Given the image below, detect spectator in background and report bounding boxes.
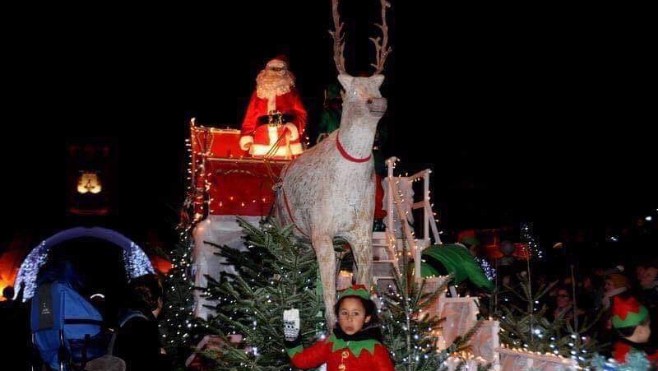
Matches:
[577,272,604,320]
[1,285,15,303]
[115,274,171,371]
[552,286,573,320]
[635,259,658,307]
[0,285,30,370]
[602,273,630,310]
[185,335,236,371]
[635,259,658,343]
[550,285,584,326]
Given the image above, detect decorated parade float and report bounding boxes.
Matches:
[172,1,587,369]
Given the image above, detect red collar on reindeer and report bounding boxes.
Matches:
[336,130,372,163]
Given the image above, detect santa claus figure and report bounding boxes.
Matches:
[239,56,307,159]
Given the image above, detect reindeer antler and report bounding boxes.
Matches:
[370,0,392,75]
[329,0,347,75]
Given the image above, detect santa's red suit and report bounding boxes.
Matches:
[240,57,307,159]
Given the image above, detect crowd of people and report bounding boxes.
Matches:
[489,254,658,365]
[2,244,656,369]
[0,270,171,371]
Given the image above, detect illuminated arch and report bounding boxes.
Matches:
[14,226,154,301]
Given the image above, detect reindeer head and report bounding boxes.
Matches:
[331,0,391,126]
[338,74,387,123]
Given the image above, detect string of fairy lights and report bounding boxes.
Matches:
[161,135,201,348]
[383,158,500,368]
[520,222,544,260]
[386,159,594,368]
[169,140,595,367]
[14,231,154,302]
[161,231,197,347]
[384,157,443,280]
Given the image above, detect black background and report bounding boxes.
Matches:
[2,2,655,252]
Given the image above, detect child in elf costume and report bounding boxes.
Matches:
[610,295,658,366]
[283,284,394,370]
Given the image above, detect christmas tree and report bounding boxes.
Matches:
[379,245,490,371]
[202,218,326,369]
[160,198,205,369]
[379,274,448,370]
[493,273,602,367]
[169,217,491,370]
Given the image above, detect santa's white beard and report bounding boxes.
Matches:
[256,71,295,99]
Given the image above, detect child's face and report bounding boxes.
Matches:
[338,297,371,335]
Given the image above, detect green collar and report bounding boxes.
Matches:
[328,333,378,356]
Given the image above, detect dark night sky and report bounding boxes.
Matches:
[2,2,656,249]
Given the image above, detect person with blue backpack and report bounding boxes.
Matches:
[30,260,109,370]
[114,273,172,371]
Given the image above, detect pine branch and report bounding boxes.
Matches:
[201,218,325,370]
[494,274,604,365]
[379,269,452,371]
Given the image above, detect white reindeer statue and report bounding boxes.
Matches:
[275,0,391,329]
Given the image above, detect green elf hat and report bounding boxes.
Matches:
[611,295,649,329]
[337,284,371,301]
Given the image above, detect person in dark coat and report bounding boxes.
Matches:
[115,274,171,371]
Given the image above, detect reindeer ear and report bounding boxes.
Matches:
[372,75,385,89]
[337,74,353,90]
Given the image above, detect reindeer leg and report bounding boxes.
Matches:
[313,234,338,331]
[344,229,374,289]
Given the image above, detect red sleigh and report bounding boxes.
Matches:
[189,119,288,218]
[189,118,387,220]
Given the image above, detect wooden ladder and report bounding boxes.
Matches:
[372,157,442,287]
